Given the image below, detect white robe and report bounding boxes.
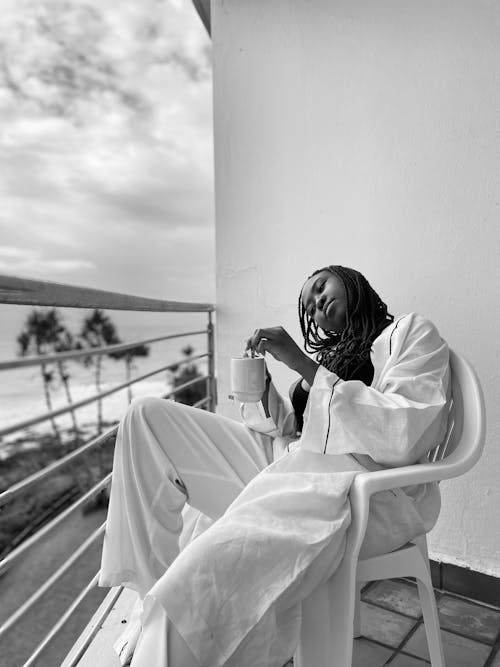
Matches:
[136,313,450,666]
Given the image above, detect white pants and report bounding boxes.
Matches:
[100,396,439,667]
[100,397,275,666]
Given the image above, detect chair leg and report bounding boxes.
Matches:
[416,574,446,667]
[411,536,445,666]
[353,581,362,638]
[295,583,334,667]
[295,560,356,667]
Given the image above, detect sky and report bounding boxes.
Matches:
[0,0,215,307]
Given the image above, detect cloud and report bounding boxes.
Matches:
[0,0,211,127]
[0,2,146,120]
[0,0,215,301]
[0,246,96,276]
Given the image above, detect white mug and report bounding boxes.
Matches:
[230,355,266,403]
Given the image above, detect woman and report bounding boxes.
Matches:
[99,265,450,667]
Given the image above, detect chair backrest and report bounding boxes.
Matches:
[428,349,486,477]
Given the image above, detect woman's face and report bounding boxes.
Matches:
[301,270,348,333]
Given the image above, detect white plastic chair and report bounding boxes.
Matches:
[295,349,486,667]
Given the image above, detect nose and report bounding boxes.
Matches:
[316,294,327,312]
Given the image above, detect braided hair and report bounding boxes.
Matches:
[298,265,393,381]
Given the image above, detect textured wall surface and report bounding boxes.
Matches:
[212,0,500,575]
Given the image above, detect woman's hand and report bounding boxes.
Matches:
[246,327,302,369]
[246,327,319,385]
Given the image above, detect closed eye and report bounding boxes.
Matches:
[307,282,326,316]
[304,277,327,317]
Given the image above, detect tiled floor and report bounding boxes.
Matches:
[75,578,500,666]
[350,578,500,666]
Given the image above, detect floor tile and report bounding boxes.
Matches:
[352,637,394,666]
[402,624,491,665]
[360,602,416,648]
[389,653,430,666]
[363,580,423,619]
[437,594,500,643]
[490,649,500,666]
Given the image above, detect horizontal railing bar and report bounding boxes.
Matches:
[0,353,209,437]
[0,274,215,312]
[0,427,116,508]
[0,373,211,508]
[0,474,111,577]
[22,572,101,667]
[0,523,105,641]
[61,585,124,667]
[1,486,79,557]
[163,374,209,400]
[192,395,211,409]
[0,329,208,371]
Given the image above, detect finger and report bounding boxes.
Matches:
[245,330,257,351]
[256,338,267,355]
[252,328,279,350]
[257,338,277,357]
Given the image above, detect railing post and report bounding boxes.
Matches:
[207,311,216,411]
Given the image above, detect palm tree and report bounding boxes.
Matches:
[171,345,207,407]
[17,308,67,443]
[79,309,121,434]
[53,330,82,437]
[109,343,150,404]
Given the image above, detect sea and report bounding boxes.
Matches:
[0,304,211,458]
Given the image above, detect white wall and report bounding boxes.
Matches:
[211,0,500,576]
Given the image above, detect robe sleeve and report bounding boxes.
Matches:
[300,313,450,466]
[241,380,298,439]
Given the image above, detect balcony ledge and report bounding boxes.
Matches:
[62,587,136,667]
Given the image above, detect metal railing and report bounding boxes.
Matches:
[0,274,216,666]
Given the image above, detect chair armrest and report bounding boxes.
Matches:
[352,460,448,499]
[345,458,457,561]
[351,443,478,501]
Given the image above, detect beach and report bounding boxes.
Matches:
[0,307,210,457]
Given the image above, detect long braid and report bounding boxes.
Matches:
[298,265,393,380]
